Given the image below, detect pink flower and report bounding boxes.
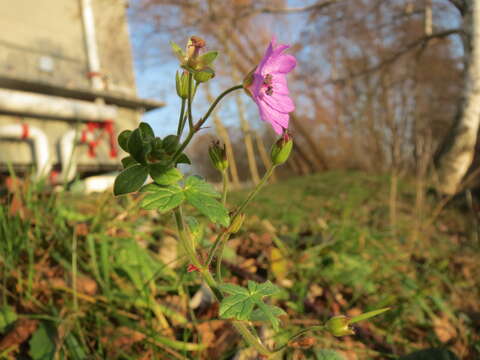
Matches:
[246,37,296,134]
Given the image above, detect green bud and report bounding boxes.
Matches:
[176,71,192,99]
[208,141,228,172]
[270,132,293,166]
[228,213,245,234]
[325,315,355,337]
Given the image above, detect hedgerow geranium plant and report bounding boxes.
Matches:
[113,36,388,358]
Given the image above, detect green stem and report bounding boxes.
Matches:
[272,325,325,353]
[72,232,78,311]
[187,73,194,130]
[233,322,272,356]
[206,165,277,270]
[221,170,228,206]
[194,84,243,131]
[176,99,187,137]
[173,207,272,356]
[168,84,243,168]
[233,166,276,219]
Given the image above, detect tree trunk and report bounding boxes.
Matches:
[435,1,480,194]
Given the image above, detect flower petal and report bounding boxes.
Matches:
[258,101,290,133]
[263,93,295,113]
[272,76,289,95]
[264,54,297,74]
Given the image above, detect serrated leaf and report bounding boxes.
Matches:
[185,192,229,226]
[121,156,137,169]
[184,175,229,226]
[249,280,281,297]
[149,164,183,185]
[219,281,284,330]
[185,176,221,198]
[219,294,256,321]
[140,185,185,212]
[139,183,161,192]
[0,306,17,332]
[219,283,250,296]
[29,322,56,360]
[250,305,286,322]
[118,130,132,152]
[114,164,148,196]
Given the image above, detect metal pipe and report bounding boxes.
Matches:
[0,88,117,121]
[0,124,52,178]
[81,0,104,91]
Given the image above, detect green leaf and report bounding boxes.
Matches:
[0,306,17,333]
[198,51,218,66]
[127,128,151,164]
[170,41,185,61]
[249,280,281,297]
[219,293,256,321]
[194,68,215,83]
[149,164,183,185]
[118,130,132,152]
[184,176,228,225]
[176,153,191,165]
[185,176,221,198]
[250,305,286,322]
[163,135,179,154]
[29,322,56,360]
[219,283,250,296]
[185,192,229,226]
[114,164,148,196]
[140,185,185,212]
[139,183,162,192]
[121,156,137,169]
[219,281,283,330]
[349,307,390,324]
[139,122,155,140]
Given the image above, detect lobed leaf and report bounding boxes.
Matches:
[140,185,185,212]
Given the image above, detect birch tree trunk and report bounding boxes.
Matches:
[435,1,480,194]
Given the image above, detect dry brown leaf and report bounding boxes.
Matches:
[433,315,457,343]
[0,319,38,351]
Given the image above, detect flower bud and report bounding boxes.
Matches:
[186,36,206,63]
[175,71,191,99]
[270,132,293,166]
[208,141,228,172]
[228,213,245,234]
[325,315,355,337]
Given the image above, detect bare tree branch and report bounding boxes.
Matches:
[448,0,466,14]
[331,28,463,83]
[259,0,344,14]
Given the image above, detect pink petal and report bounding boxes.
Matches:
[258,101,290,133]
[272,76,289,95]
[263,93,295,113]
[264,54,297,74]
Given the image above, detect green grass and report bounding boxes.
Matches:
[0,171,478,359]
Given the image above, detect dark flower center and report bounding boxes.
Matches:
[263,74,273,96]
